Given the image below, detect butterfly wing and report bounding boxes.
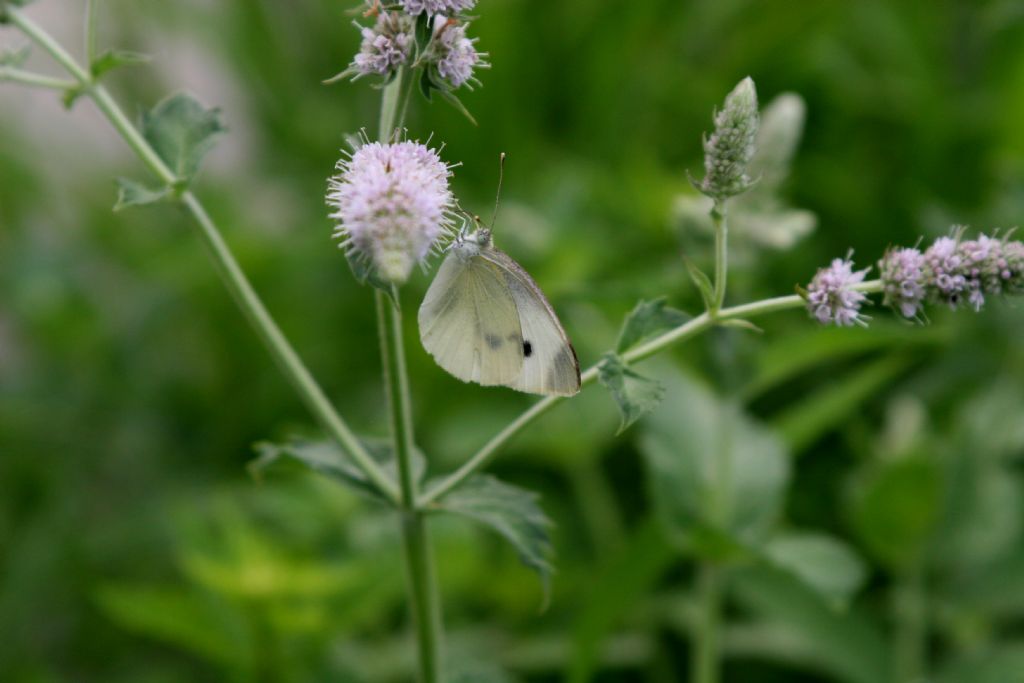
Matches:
[418,251,525,388]
[481,247,581,397]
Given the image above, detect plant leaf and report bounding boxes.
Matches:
[597,353,665,434]
[434,474,553,596]
[639,370,789,555]
[437,87,478,126]
[113,177,171,211]
[681,257,715,311]
[415,12,433,54]
[616,297,691,353]
[141,92,225,183]
[249,436,416,504]
[847,454,941,573]
[762,532,868,610]
[90,49,150,79]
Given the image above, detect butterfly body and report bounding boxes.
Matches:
[418,229,581,396]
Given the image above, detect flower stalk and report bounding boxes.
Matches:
[373,74,445,683]
[4,6,401,505]
[710,200,728,314]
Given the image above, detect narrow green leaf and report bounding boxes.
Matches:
[682,257,715,311]
[113,177,171,211]
[435,474,553,596]
[437,87,478,126]
[719,318,763,334]
[639,370,789,553]
[771,354,911,454]
[762,532,868,610]
[90,49,150,79]
[616,297,691,353]
[415,12,433,54]
[345,249,398,305]
[249,436,414,504]
[62,85,87,109]
[141,92,225,182]
[597,353,665,434]
[94,584,251,670]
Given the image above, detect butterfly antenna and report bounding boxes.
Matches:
[490,152,506,229]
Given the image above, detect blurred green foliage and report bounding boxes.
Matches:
[3,0,1024,681]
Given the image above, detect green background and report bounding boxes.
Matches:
[3,0,1024,681]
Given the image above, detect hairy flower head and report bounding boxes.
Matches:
[806,255,870,326]
[696,77,760,200]
[327,140,455,284]
[350,11,415,79]
[879,247,926,318]
[430,17,488,89]
[401,0,476,15]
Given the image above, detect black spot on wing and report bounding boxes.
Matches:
[485,333,503,350]
[523,340,533,358]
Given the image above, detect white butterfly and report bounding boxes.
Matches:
[418,225,581,397]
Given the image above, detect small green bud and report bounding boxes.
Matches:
[695,76,760,200]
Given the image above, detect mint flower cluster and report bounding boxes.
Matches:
[352,10,415,79]
[806,254,870,326]
[806,231,1024,326]
[327,140,455,285]
[342,1,486,90]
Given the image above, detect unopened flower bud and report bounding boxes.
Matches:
[697,77,760,200]
[401,0,476,16]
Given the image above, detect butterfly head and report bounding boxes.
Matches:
[448,220,492,262]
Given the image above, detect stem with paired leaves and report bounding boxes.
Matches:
[3,7,400,504]
[420,280,884,506]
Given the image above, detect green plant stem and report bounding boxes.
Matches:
[7,6,400,505]
[85,0,100,64]
[379,65,407,141]
[375,76,444,683]
[693,400,735,683]
[376,290,444,683]
[0,67,77,90]
[693,562,723,683]
[711,200,728,314]
[420,280,885,505]
[893,562,927,683]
